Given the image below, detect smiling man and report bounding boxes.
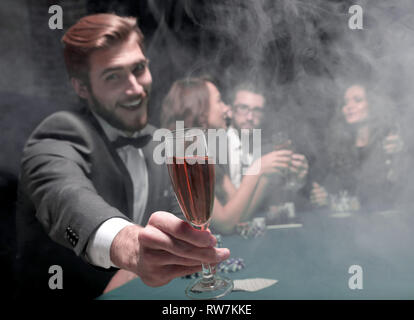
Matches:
[15,14,229,299]
[75,32,152,133]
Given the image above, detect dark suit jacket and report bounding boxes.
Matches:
[15,107,178,299]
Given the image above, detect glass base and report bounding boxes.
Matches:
[185,275,233,300]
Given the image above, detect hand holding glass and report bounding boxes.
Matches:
[272,132,300,190]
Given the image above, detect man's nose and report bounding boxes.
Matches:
[246,110,254,121]
[343,102,353,111]
[222,103,231,117]
[125,73,145,95]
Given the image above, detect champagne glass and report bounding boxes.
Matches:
[382,124,402,182]
[165,128,233,300]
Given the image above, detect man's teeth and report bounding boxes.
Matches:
[120,99,142,108]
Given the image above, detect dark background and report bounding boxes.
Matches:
[1,0,414,298]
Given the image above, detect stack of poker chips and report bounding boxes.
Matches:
[236,222,250,238]
[330,190,360,213]
[236,218,267,239]
[266,202,295,224]
[218,258,245,273]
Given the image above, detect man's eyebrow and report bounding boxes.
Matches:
[100,66,123,78]
[99,59,148,78]
[234,103,264,110]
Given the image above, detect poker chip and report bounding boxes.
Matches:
[236,219,266,239]
[236,222,250,239]
[218,258,245,273]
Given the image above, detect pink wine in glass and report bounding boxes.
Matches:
[167,156,215,226]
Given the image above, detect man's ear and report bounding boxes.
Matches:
[71,78,90,100]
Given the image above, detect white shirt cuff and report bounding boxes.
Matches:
[86,218,134,269]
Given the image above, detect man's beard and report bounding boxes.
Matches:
[224,115,232,128]
[89,91,148,133]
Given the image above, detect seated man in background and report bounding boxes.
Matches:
[15,13,229,299]
[227,82,309,223]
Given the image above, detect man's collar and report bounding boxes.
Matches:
[227,126,242,149]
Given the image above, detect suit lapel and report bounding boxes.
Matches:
[141,126,161,222]
[83,109,135,219]
[81,109,169,223]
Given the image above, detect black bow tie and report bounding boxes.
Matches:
[112,135,152,149]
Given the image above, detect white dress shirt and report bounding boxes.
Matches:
[227,126,253,188]
[85,113,149,269]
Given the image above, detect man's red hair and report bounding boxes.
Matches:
[62,13,145,81]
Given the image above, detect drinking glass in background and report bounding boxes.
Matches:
[382,124,403,182]
[272,132,299,190]
[165,128,233,300]
[329,190,360,218]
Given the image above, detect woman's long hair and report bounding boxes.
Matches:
[161,77,229,201]
[160,77,211,130]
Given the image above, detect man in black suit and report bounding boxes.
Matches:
[15,13,229,299]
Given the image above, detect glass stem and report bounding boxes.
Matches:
[198,222,215,287]
[201,263,214,286]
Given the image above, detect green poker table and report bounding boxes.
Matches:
[97,210,414,300]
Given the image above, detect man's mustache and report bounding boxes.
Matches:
[119,90,150,105]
